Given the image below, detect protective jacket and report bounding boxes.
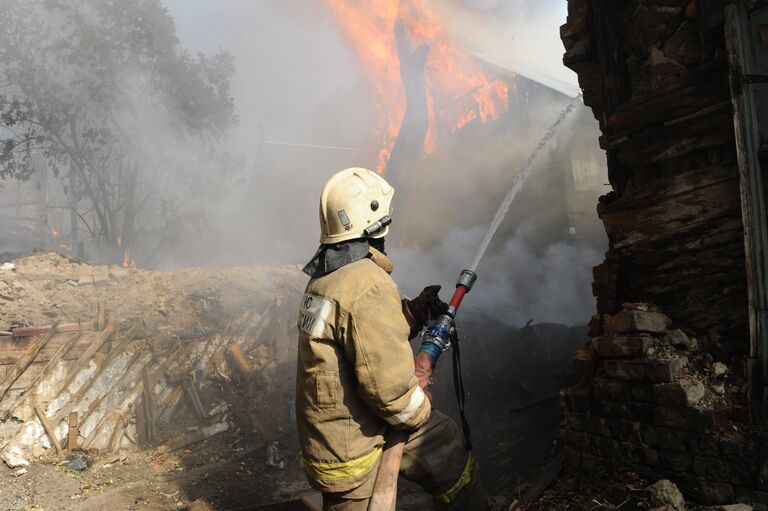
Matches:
[296,247,432,493]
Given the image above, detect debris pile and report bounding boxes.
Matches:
[560,303,768,508]
[0,251,305,473]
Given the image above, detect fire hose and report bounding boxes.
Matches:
[368,269,476,511]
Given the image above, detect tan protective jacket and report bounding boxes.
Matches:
[296,247,432,493]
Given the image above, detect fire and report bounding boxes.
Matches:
[50,227,59,238]
[324,0,509,172]
[121,251,136,268]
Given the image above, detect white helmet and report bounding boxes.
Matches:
[319,168,394,244]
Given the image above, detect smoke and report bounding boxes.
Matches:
[0,0,607,326]
[392,221,602,327]
[433,0,578,95]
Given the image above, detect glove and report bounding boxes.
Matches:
[402,285,448,340]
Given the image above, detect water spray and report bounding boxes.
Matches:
[418,94,583,364]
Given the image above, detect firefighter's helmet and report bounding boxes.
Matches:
[318,168,394,244]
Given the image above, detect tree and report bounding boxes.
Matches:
[0,0,236,262]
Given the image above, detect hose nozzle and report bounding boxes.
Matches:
[419,269,478,362]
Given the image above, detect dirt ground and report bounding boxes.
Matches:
[0,250,306,334]
[0,430,320,511]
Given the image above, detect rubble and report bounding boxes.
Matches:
[648,479,686,511]
[0,251,305,472]
[1,445,29,468]
[560,303,768,508]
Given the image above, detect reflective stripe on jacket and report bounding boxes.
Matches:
[295,247,432,493]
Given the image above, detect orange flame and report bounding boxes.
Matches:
[122,250,137,268]
[325,0,509,172]
[50,227,60,238]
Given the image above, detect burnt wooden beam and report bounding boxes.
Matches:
[35,405,62,455]
[0,320,61,402]
[48,320,123,425]
[2,331,83,420]
[11,321,94,338]
[67,412,78,451]
[142,366,156,444]
[384,16,430,183]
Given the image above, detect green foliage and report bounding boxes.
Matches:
[0,0,236,254]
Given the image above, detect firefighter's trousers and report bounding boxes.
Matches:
[321,410,485,510]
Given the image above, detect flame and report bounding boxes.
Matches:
[324,0,509,172]
[50,227,60,238]
[122,250,136,268]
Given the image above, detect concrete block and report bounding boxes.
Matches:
[593,335,652,358]
[604,357,687,383]
[592,377,632,400]
[663,329,699,350]
[604,309,671,334]
[565,411,587,432]
[592,398,655,421]
[572,340,596,378]
[587,415,636,439]
[653,380,705,406]
[560,384,591,413]
[654,406,715,433]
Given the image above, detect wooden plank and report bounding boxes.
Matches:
[225,345,253,381]
[158,423,230,452]
[40,321,116,422]
[0,339,98,365]
[107,415,124,452]
[725,4,768,420]
[2,332,83,420]
[97,302,107,331]
[50,321,139,425]
[605,102,735,165]
[35,405,62,454]
[604,65,730,134]
[81,345,186,449]
[182,378,207,420]
[0,321,61,402]
[68,347,145,431]
[11,321,94,338]
[142,367,156,444]
[68,412,78,451]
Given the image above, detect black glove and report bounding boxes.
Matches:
[402,285,449,340]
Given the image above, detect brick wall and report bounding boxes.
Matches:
[559,1,768,506]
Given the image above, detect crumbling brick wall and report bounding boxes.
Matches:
[560,0,768,507]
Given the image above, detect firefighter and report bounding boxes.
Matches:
[296,168,484,510]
